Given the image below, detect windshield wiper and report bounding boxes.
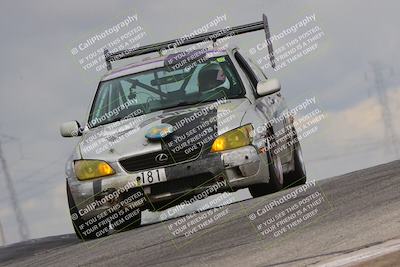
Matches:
[91,116,127,128]
[161,99,219,111]
[163,100,201,109]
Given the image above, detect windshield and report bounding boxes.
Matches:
[88,55,244,128]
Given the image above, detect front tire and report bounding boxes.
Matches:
[66,182,143,240]
[249,139,284,198]
[66,181,107,240]
[284,139,306,187]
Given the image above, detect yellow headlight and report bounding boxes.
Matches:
[211,124,253,152]
[74,160,115,181]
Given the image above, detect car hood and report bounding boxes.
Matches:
[78,98,251,162]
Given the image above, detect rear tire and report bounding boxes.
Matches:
[249,138,284,198]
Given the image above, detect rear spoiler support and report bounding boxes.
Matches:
[104,14,275,71]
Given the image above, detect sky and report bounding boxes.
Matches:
[0,0,400,244]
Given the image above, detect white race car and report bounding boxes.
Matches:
[61,14,306,240]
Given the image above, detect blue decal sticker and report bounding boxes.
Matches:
[145,123,174,140]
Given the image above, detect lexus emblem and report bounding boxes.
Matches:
[155,153,168,163]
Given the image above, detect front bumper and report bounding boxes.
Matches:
[68,145,269,218]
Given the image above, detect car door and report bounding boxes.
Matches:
[234,52,292,165]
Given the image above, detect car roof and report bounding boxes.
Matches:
[100,47,232,82]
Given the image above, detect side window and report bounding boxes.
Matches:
[92,83,112,119]
[234,52,259,89]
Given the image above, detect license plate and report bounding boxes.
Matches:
[132,168,166,186]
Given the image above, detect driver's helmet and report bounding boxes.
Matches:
[198,63,230,93]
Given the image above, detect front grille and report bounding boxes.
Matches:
[150,173,215,195]
[119,146,202,172]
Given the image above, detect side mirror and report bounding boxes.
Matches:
[256,79,281,96]
[60,121,81,137]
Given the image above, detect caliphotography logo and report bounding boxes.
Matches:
[1,1,400,267]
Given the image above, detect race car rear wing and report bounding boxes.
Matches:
[104,14,275,71]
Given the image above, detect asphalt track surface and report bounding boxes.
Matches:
[1,160,399,267]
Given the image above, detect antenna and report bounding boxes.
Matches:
[368,61,399,158]
[0,135,30,241]
[0,221,5,246]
